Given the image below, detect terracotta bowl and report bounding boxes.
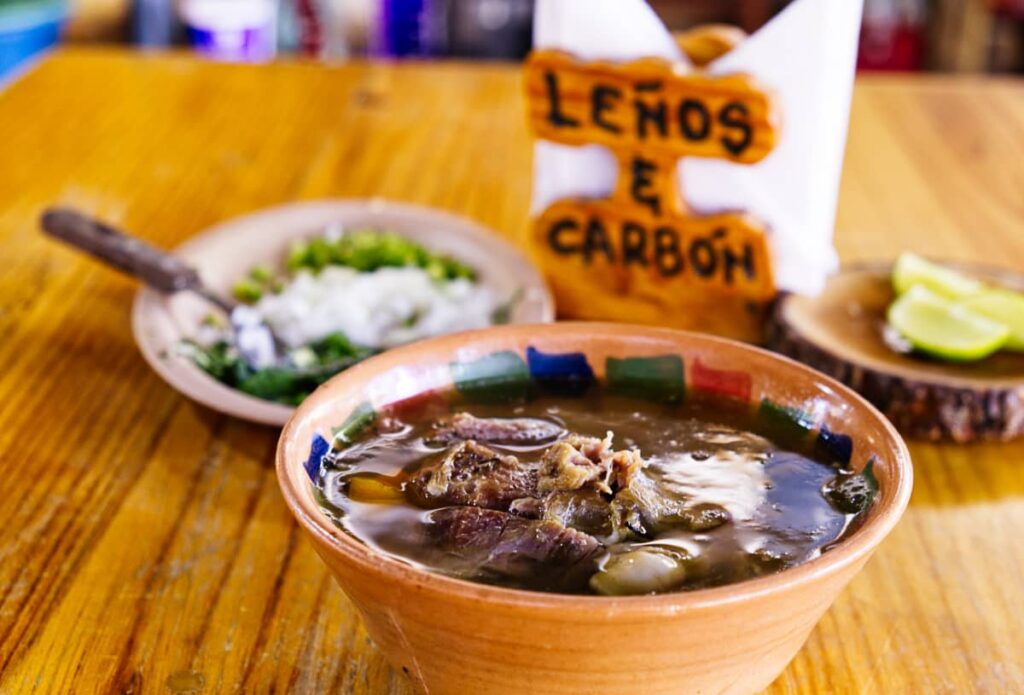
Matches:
[276,323,913,695]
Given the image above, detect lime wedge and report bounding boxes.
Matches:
[892,253,982,299]
[887,285,1010,361]
[959,288,1024,351]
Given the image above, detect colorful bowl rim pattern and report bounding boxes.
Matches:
[305,344,870,495]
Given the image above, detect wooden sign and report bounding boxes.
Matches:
[524,49,781,341]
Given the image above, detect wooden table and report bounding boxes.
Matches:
[1,48,1022,694]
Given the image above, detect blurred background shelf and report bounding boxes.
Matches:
[20,0,1022,76]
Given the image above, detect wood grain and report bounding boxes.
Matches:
[0,48,1022,694]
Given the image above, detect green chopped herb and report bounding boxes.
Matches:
[238,367,307,403]
[185,331,375,405]
[284,229,476,281]
[232,279,263,303]
[312,331,367,363]
[249,264,274,283]
[286,240,310,272]
[402,309,422,328]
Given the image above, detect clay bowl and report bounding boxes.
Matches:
[276,323,913,695]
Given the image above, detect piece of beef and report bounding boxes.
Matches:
[486,517,602,584]
[428,506,603,590]
[510,489,615,538]
[540,489,615,537]
[609,470,731,537]
[426,413,564,447]
[508,496,546,518]
[538,433,645,495]
[407,440,538,511]
[538,440,604,493]
[429,505,510,549]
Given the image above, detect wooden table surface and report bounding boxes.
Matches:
[1,48,1022,694]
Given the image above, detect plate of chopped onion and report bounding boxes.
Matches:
[132,200,554,425]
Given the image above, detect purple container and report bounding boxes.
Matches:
[182,0,276,61]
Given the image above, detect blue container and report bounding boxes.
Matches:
[0,0,67,81]
[378,0,426,56]
[377,0,446,57]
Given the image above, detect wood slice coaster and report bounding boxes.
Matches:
[766,263,1024,443]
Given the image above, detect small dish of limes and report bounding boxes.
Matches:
[887,253,1024,362]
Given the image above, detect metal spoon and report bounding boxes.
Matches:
[39,207,282,369]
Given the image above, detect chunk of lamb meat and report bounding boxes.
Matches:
[610,469,731,537]
[426,413,564,446]
[428,506,603,591]
[510,488,616,538]
[538,433,645,495]
[531,489,616,538]
[407,440,538,511]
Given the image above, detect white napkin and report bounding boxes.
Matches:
[531,0,864,296]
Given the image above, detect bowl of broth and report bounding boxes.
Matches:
[276,323,912,694]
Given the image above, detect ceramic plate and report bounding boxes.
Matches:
[132,199,555,426]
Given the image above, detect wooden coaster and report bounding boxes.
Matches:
[767,263,1024,442]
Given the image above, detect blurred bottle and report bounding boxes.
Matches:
[444,0,532,59]
[859,0,925,71]
[371,0,533,59]
[181,0,278,61]
[373,0,444,57]
[319,0,351,58]
[279,0,349,58]
[133,0,178,46]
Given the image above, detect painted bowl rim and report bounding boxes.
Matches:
[276,322,913,612]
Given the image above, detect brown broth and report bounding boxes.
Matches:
[315,392,871,596]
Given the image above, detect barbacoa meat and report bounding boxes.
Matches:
[538,433,644,495]
[528,489,615,538]
[428,506,603,590]
[409,425,668,575]
[426,412,564,447]
[407,440,538,510]
[610,469,731,537]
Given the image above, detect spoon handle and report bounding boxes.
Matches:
[40,207,206,296]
